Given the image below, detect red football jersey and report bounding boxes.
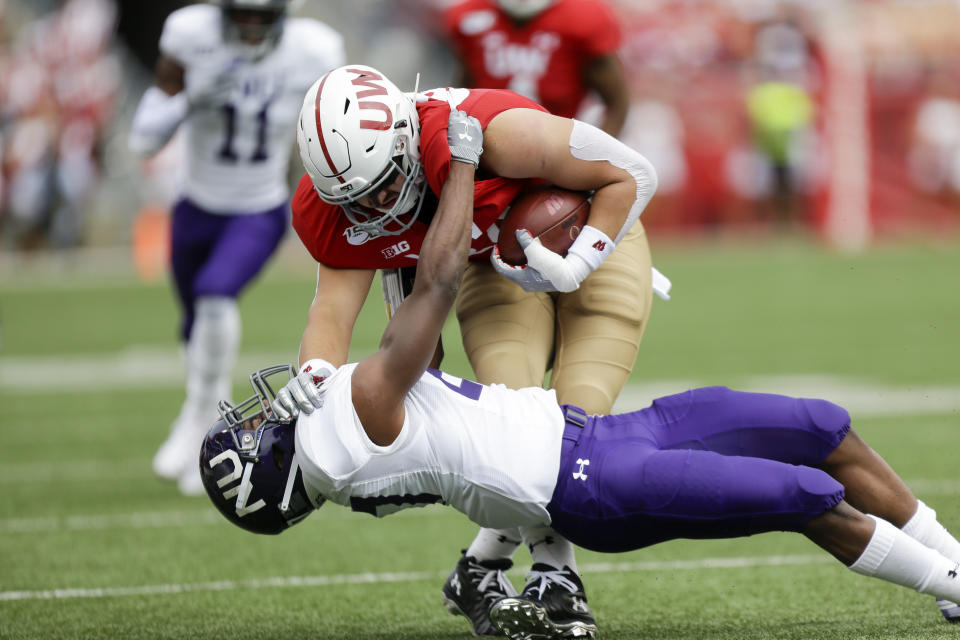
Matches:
[291,88,548,269]
[443,0,621,118]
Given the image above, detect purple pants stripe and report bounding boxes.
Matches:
[548,386,849,553]
[170,198,288,340]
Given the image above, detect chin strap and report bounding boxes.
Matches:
[279,453,301,513]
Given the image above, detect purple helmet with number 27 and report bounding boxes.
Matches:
[199,364,323,535]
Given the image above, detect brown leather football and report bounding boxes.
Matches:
[497,186,591,266]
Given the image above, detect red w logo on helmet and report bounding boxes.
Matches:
[347,68,393,131]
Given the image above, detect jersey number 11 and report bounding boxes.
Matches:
[218,102,270,163]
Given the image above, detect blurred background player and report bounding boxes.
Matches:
[0,0,119,250]
[442,0,629,137]
[127,0,344,495]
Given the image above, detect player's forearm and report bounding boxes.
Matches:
[416,161,475,299]
[128,87,187,157]
[587,55,630,138]
[598,98,628,139]
[297,309,353,368]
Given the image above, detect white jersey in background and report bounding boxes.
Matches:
[296,364,565,529]
[159,4,345,213]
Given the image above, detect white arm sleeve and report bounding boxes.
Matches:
[569,119,659,244]
[128,87,188,158]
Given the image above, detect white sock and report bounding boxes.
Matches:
[181,296,240,427]
[850,515,960,601]
[902,500,960,562]
[521,525,578,572]
[466,528,522,562]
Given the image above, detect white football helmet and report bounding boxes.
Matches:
[215,0,292,60]
[297,65,426,237]
[496,0,554,20]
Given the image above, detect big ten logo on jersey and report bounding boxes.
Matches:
[207,450,265,517]
[381,240,411,259]
[346,68,392,131]
[481,32,560,100]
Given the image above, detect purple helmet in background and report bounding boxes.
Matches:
[199,364,322,535]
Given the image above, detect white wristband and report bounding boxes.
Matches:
[300,358,335,377]
[567,225,615,271]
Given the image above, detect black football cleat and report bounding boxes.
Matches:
[442,551,518,636]
[489,564,598,639]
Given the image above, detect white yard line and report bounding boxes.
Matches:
[0,554,831,602]
[5,350,959,418]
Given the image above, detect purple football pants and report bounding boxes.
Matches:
[170,198,288,341]
[547,386,849,553]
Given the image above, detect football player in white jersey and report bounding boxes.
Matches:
[200,108,960,638]
[128,0,345,495]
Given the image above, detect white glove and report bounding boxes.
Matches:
[271,359,334,422]
[185,62,239,108]
[491,226,614,293]
[448,109,483,167]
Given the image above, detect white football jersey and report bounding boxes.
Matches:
[296,364,565,529]
[159,5,345,213]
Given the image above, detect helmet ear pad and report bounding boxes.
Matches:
[296,65,427,237]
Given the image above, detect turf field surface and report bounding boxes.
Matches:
[3,236,960,639]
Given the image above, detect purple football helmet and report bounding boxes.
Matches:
[199,364,323,535]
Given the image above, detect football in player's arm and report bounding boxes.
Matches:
[200,107,960,638]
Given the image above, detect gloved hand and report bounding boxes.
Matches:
[447,109,483,168]
[271,359,334,422]
[185,62,239,108]
[491,229,590,293]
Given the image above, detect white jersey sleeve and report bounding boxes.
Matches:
[296,364,566,529]
[158,9,346,214]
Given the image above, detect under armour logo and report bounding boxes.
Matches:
[458,130,473,142]
[527,536,555,552]
[591,240,606,252]
[572,458,589,481]
[949,564,959,579]
[449,573,462,596]
[571,597,590,614]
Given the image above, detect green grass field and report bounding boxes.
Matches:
[3,235,960,639]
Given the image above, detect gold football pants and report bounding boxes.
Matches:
[455,222,653,414]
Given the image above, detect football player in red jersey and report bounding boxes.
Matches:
[443,0,630,137]
[278,64,660,638]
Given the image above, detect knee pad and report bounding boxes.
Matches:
[799,397,852,455]
[455,264,554,388]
